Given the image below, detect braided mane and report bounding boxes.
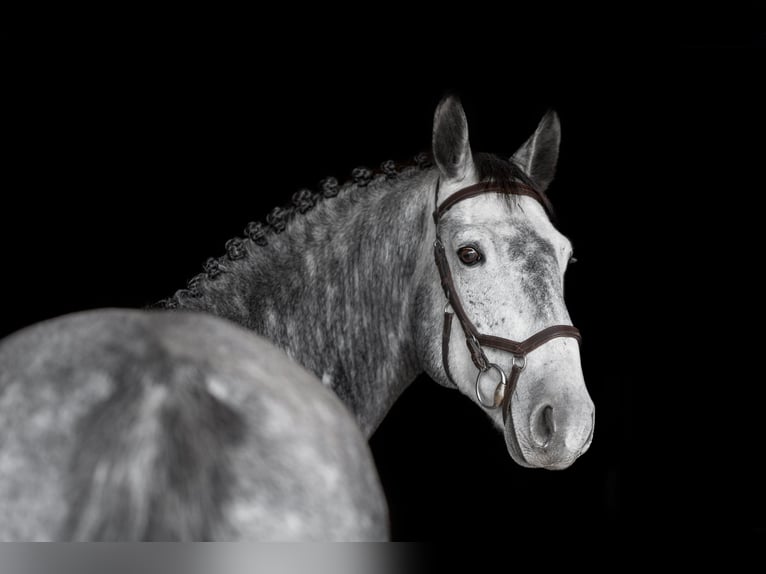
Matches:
[155,153,434,309]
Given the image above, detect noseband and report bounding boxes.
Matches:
[432,179,582,423]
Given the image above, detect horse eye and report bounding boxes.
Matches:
[457,246,483,266]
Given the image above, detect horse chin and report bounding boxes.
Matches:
[503,413,535,468]
[503,422,577,469]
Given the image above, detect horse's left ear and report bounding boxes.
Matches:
[511,110,561,192]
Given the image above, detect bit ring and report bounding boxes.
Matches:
[475,363,507,409]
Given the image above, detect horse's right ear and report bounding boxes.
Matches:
[511,109,561,192]
[432,95,475,183]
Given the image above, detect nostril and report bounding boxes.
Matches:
[531,404,555,449]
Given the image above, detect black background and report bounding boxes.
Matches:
[3,19,761,537]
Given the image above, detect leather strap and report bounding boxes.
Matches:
[433,181,545,224]
[478,325,582,356]
[434,238,488,371]
[502,364,524,423]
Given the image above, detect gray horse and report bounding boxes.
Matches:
[0,95,594,540]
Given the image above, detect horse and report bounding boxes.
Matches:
[0,94,594,540]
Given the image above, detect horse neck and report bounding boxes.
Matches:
[169,167,436,436]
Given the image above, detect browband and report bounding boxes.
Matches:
[432,181,545,224]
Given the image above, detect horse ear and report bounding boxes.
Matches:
[432,94,475,182]
[511,110,561,192]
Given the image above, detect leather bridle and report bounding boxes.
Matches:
[432,179,582,423]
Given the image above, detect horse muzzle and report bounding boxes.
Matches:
[504,393,595,470]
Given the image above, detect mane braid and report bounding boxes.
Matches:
[153,152,435,309]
